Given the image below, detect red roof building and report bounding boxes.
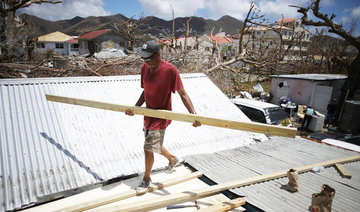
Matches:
[208,36,233,44]
[78,29,111,40]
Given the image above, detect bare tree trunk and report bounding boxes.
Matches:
[0,6,8,61]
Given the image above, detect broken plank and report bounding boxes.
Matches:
[334,163,352,179]
[90,154,360,212]
[45,94,297,138]
[23,171,202,212]
[196,197,246,212]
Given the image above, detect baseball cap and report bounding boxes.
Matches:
[138,41,160,59]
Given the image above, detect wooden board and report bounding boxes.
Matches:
[90,154,360,212]
[334,163,352,179]
[23,171,202,212]
[45,94,297,138]
[196,197,246,212]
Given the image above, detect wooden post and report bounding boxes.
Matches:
[45,94,297,138]
[196,197,246,212]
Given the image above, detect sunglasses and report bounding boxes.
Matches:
[143,53,156,62]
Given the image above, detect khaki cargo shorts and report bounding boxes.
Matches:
[143,128,166,153]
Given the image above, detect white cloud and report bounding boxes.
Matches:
[20,0,111,21]
[138,0,309,22]
[351,6,360,19]
[257,0,308,21]
[138,0,206,19]
[205,0,251,20]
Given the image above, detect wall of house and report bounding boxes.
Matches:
[271,78,346,114]
[35,42,68,55]
[67,43,79,55]
[79,40,89,55]
[271,78,314,106]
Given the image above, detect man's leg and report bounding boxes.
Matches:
[161,146,175,164]
[144,150,154,181]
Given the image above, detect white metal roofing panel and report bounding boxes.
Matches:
[185,136,360,212]
[0,73,266,211]
[270,74,347,81]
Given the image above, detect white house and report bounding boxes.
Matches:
[35,31,75,55]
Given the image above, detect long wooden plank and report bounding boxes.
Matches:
[196,197,246,212]
[90,154,360,212]
[24,171,202,212]
[45,94,297,138]
[334,163,352,179]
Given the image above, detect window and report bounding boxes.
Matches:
[257,31,261,35]
[55,43,64,49]
[37,42,45,48]
[236,105,267,123]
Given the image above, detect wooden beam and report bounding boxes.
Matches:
[196,197,246,212]
[91,154,360,212]
[23,171,202,212]
[45,94,297,138]
[334,163,352,179]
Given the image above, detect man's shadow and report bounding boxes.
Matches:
[40,132,104,181]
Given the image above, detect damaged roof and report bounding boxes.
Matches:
[185,136,360,212]
[0,73,266,211]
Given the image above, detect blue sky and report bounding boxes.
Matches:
[20,0,360,35]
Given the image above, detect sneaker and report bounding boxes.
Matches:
[165,157,184,173]
[136,179,151,194]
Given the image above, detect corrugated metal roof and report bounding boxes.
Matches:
[77,29,111,40]
[270,74,347,81]
[37,31,73,42]
[185,136,360,212]
[0,73,266,211]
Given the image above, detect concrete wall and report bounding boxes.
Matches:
[35,42,68,55]
[271,78,345,113]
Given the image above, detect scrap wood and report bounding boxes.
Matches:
[45,94,297,138]
[334,163,352,179]
[0,62,65,73]
[83,59,102,76]
[196,197,246,212]
[89,154,360,212]
[23,172,202,212]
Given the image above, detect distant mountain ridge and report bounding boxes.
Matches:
[20,13,244,37]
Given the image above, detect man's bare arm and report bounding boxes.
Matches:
[125,91,145,116]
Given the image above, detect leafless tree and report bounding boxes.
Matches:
[291,0,360,100]
[113,14,151,51]
[206,0,306,77]
[0,0,61,61]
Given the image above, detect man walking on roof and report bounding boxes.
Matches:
[125,40,201,194]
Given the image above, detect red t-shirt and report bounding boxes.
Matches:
[141,60,183,130]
